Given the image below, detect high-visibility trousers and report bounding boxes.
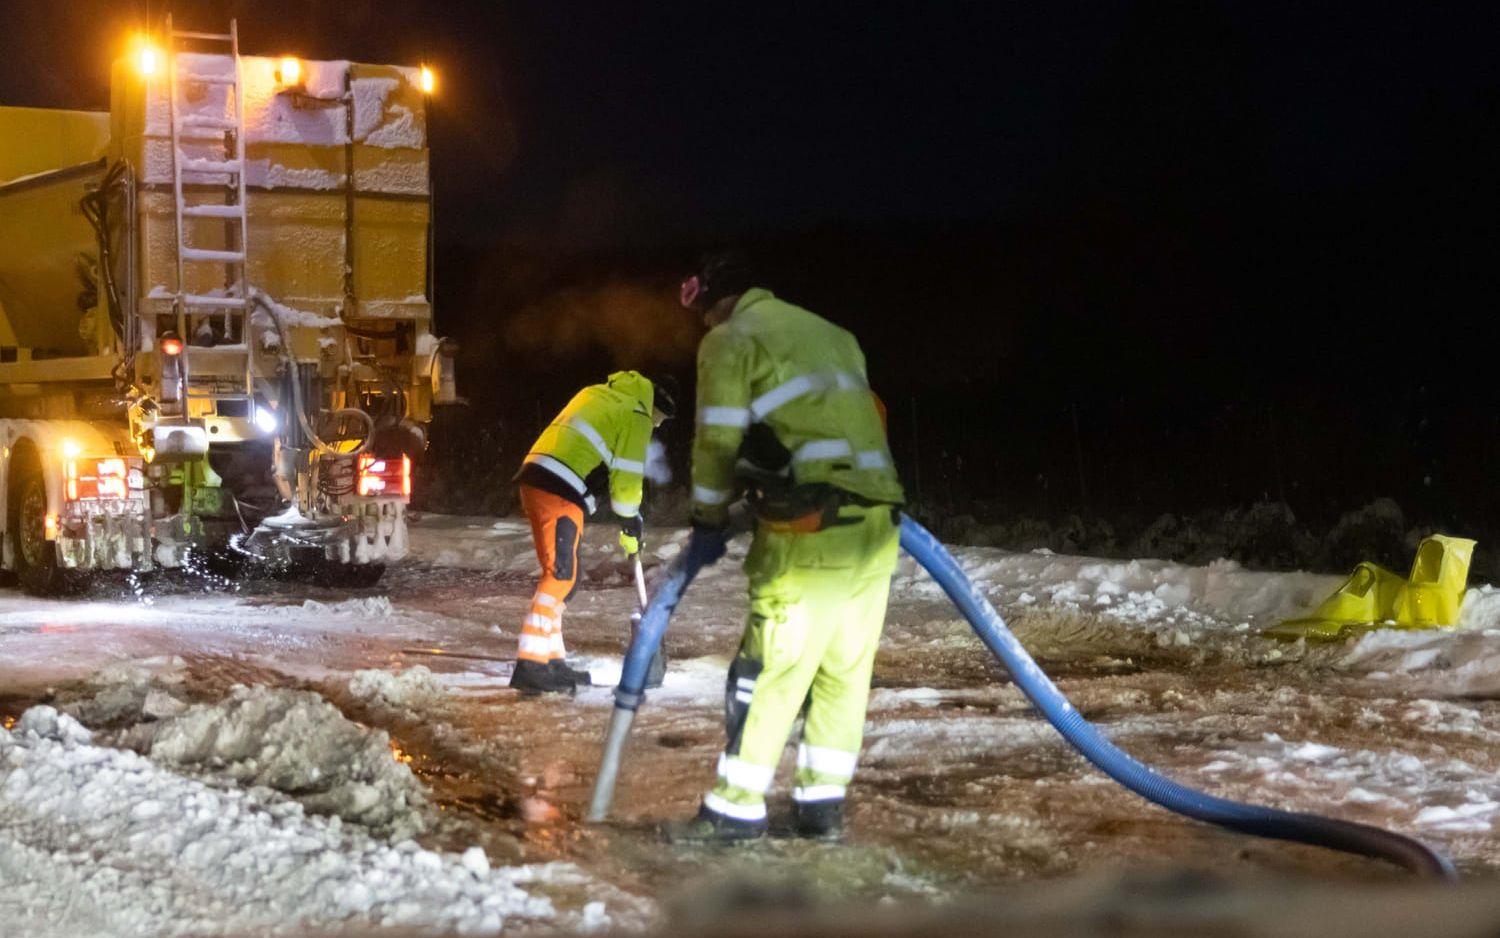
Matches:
[517,484,584,664]
[705,504,900,822]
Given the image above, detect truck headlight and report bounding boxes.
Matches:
[254,406,280,434]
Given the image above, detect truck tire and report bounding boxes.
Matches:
[11,460,77,596]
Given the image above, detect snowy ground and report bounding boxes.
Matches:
[3,514,1500,936]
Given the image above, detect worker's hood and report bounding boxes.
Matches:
[606,370,654,417]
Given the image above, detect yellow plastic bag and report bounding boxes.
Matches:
[1264,562,1405,642]
[1266,535,1476,643]
[1391,535,1476,629]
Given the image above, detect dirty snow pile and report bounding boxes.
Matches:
[301,595,397,618]
[893,550,1343,643]
[109,686,428,839]
[1337,591,1500,694]
[405,514,1500,684]
[348,665,451,711]
[410,515,1344,642]
[0,706,575,938]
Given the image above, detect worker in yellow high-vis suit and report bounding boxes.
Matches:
[511,371,675,695]
[671,253,905,841]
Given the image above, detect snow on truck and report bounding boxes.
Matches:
[0,21,456,594]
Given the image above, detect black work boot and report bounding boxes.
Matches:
[792,799,845,840]
[665,802,767,844]
[510,659,575,695]
[550,658,592,687]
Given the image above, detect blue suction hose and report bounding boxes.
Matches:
[588,518,1459,881]
[587,541,705,821]
[898,516,1456,880]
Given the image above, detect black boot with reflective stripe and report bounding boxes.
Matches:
[665,802,767,844]
[792,799,844,840]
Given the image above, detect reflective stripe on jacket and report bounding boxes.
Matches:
[523,370,655,517]
[691,289,905,524]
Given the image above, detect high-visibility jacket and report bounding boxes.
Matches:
[691,289,905,525]
[518,371,655,518]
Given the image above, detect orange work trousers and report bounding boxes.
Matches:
[518,484,585,664]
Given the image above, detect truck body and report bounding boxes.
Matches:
[0,25,454,593]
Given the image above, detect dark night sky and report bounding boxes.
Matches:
[4,2,1494,245]
[3,2,1498,525]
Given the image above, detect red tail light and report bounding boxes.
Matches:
[357,454,411,499]
[65,457,138,501]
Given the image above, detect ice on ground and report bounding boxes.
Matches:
[112,686,429,838]
[1196,731,1500,833]
[301,595,396,618]
[0,707,602,938]
[406,514,1500,684]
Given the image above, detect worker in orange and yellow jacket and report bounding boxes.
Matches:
[510,371,675,694]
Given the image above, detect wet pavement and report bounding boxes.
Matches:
[2,516,1498,920]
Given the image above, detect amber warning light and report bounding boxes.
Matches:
[134,36,161,77]
[66,457,139,501]
[357,455,412,499]
[160,334,184,356]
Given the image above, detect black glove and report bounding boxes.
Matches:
[686,524,728,568]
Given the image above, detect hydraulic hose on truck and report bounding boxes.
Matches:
[589,516,1457,881]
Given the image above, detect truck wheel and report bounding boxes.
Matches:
[317,563,386,588]
[12,463,75,596]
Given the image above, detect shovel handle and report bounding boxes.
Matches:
[631,553,650,610]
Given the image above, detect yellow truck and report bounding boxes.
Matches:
[0,21,455,593]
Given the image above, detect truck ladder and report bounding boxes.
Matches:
[165,16,253,405]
